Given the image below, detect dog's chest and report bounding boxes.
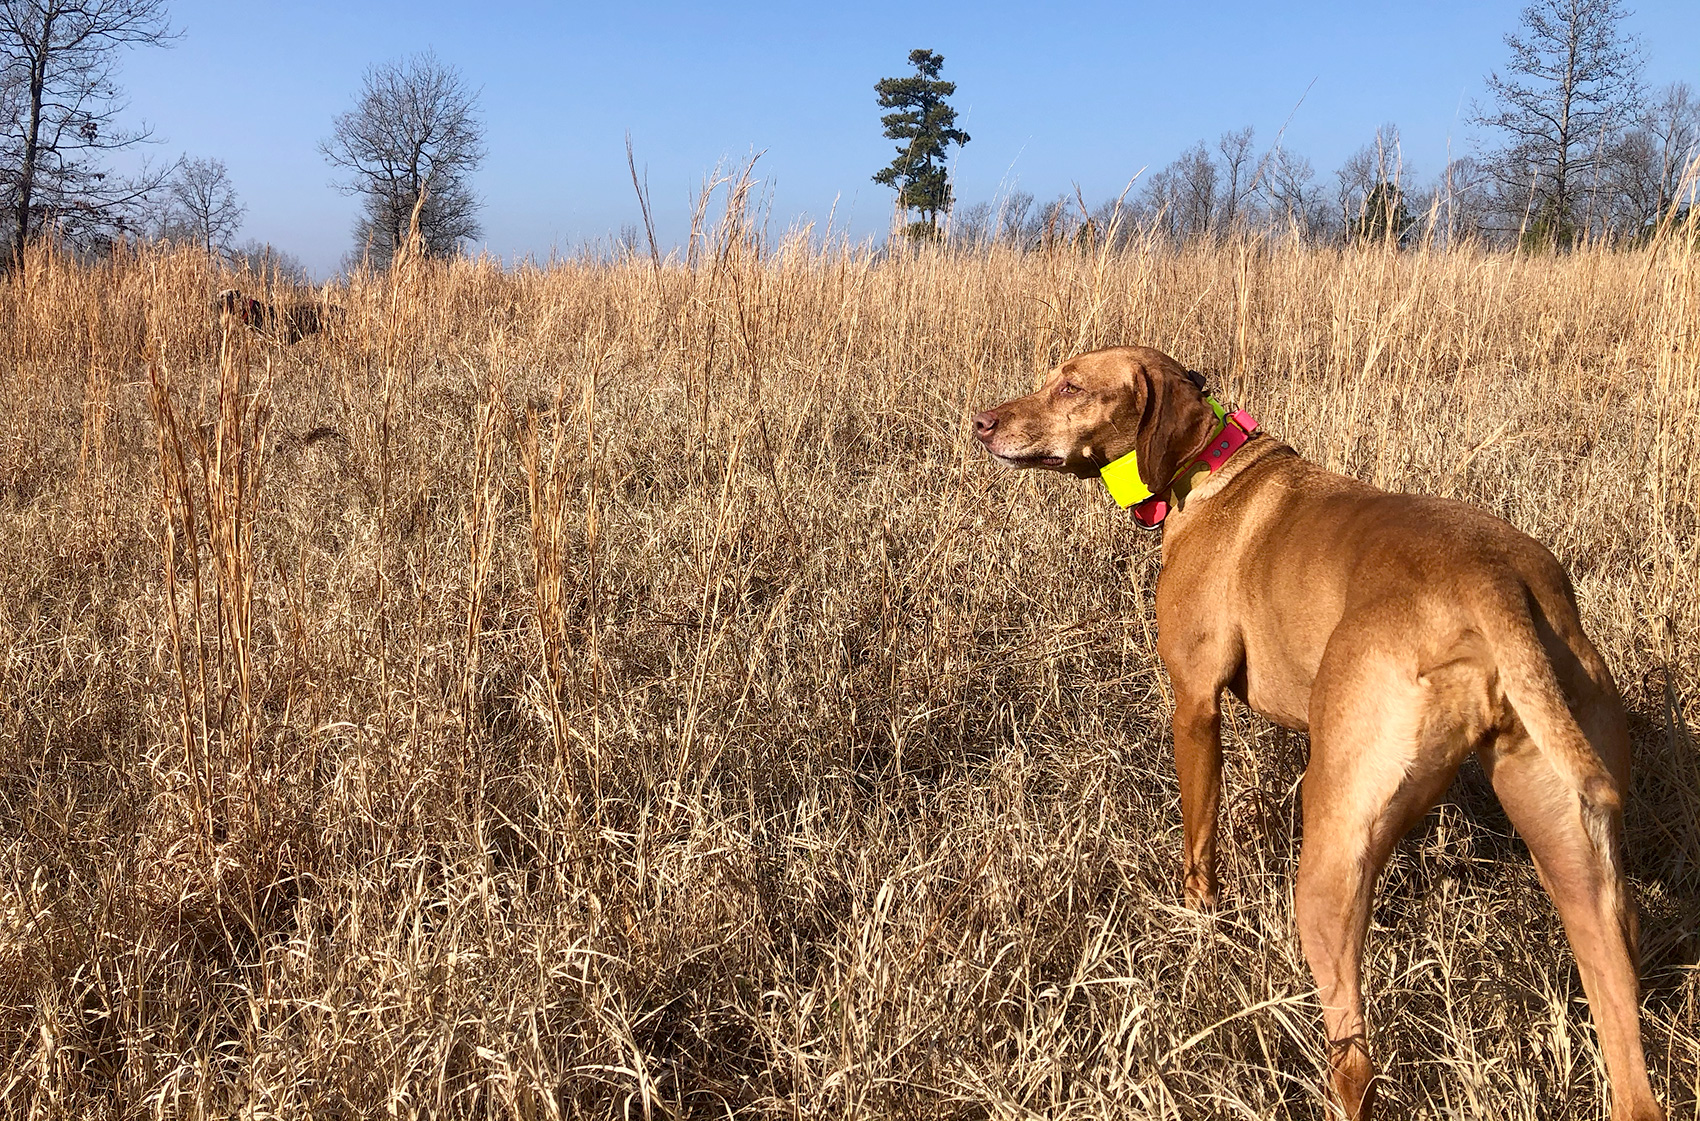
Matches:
[1236,652,1313,731]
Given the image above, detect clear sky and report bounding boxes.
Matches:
[112,0,1700,277]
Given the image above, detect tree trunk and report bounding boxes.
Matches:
[1554,11,1581,242]
[13,34,51,265]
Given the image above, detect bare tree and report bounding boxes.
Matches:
[1603,126,1663,233]
[995,189,1035,247]
[1138,165,1181,242]
[0,45,21,136]
[1138,143,1219,243]
[948,199,992,249]
[1436,156,1497,245]
[228,238,308,284]
[1473,0,1643,246]
[321,50,484,266]
[1086,194,1134,250]
[1026,196,1067,251]
[1600,85,1700,239]
[1216,126,1256,231]
[1174,142,1218,239]
[1640,81,1700,220]
[0,0,177,261]
[161,155,243,255]
[1335,124,1410,242]
[1335,146,1378,236]
[1262,148,1326,237]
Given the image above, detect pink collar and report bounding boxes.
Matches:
[1130,408,1259,528]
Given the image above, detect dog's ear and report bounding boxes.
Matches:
[1135,366,1219,493]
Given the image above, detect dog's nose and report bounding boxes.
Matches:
[972,410,998,441]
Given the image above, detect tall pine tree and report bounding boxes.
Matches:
[873,49,970,239]
[1353,182,1414,244]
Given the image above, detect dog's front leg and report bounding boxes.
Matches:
[1172,687,1224,910]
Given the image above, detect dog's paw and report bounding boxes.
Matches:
[1183,874,1220,912]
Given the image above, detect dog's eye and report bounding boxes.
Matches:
[1058,382,1082,396]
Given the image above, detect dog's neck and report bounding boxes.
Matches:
[1103,398,1259,525]
[1163,434,1292,527]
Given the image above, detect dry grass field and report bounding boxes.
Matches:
[2,202,1698,1119]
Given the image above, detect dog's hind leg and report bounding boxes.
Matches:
[1480,727,1664,1121]
[1295,631,1480,1119]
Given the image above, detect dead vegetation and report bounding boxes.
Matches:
[1,202,1697,1119]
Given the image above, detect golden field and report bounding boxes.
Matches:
[1,208,1697,1118]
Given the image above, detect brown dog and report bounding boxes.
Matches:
[215,288,342,344]
[972,345,1663,1120]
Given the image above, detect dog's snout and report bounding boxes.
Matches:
[972,409,998,441]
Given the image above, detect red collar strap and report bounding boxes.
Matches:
[1129,407,1259,528]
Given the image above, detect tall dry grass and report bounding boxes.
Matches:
[1,205,1697,1119]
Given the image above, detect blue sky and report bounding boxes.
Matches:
[115,0,1700,276]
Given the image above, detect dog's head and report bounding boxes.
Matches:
[214,289,266,325]
[971,346,1218,492]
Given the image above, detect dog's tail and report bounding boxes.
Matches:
[1475,585,1630,927]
